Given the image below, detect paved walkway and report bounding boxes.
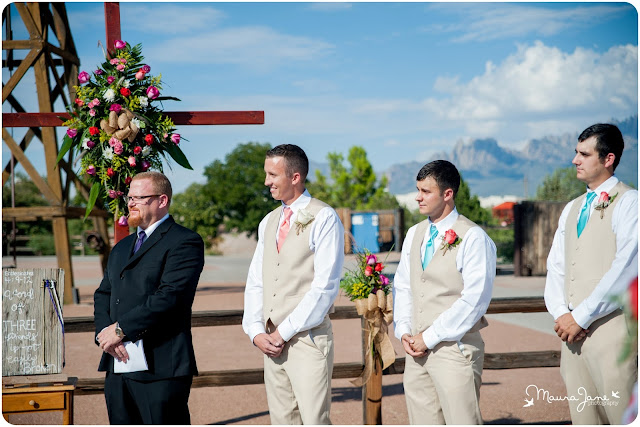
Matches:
[3,254,569,425]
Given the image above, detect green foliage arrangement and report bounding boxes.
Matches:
[536,166,584,202]
[340,251,392,301]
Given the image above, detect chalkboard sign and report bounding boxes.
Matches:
[2,268,65,377]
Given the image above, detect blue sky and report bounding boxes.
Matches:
[3,2,638,194]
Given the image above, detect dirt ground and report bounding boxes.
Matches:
[3,252,572,425]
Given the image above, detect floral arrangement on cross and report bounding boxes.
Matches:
[56,40,192,223]
[340,250,395,386]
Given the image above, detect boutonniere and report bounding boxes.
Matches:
[594,192,618,219]
[440,229,461,255]
[294,208,315,235]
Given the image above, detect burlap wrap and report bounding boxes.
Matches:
[351,290,395,386]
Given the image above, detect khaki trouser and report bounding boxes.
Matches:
[264,316,334,425]
[560,310,637,424]
[403,331,484,425]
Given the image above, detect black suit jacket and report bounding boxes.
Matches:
[94,215,205,381]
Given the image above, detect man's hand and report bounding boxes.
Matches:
[253,333,284,357]
[401,334,427,357]
[97,323,129,361]
[554,313,589,343]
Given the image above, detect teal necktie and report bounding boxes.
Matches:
[577,191,597,238]
[422,224,439,270]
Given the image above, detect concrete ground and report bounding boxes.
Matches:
[2,244,571,425]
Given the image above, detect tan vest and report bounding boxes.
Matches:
[262,198,332,326]
[409,215,488,335]
[564,181,631,307]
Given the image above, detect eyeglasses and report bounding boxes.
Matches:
[123,195,161,204]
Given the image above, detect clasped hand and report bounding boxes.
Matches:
[402,333,428,357]
[554,313,589,344]
[254,330,286,357]
[97,322,129,362]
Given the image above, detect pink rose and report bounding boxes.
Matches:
[88,98,100,108]
[141,64,151,73]
[119,58,127,64]
[598,192,610,204]
[366,254,377,265]
[444,229,458,245]
[78,71,90,84]
[66,128,77,138]
[95,69,103,75]
[135,70,146,80]
[108,189,118,199]
[364,266,373,277]
[380,274,389,285]
[89,109,96,117]
[108,137,119,147]
[171,134,181,145]
[146,86,159,99]
[128,156,136,167]
[116,64,125,72]
[109,104,122,113]
[141,160,150,171]
[117,215,128,227]
[107,76,116,84]
[113,141,124,155]
[86,165,96,175]
[110,58,119,65]
[114,40,126,49]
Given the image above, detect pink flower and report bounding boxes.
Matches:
[78,71,90,84]
[110,58,119,65]
[114,40,126,49]
[444,229,458,245]
[364,266,373,277]
[94,69,103,75]
[141,160,150,171]
[366,254,377,265]
[108,189,118,198]
[380,274,389,285]
[141,64,151,73]
[117,215,128,227]
[598,192,610,204]
[74,98,84,107]
[85,140,95,149]
[108,137,119,147]
[113,141,124,155]
[109,103,122,113]
[86,165,96,175]
[146,86,159,99]
[119,58,127,64]
[89,109,96,117]
[107,76,116,84]
[128,156,136,167]
[66,128,77,138]
[135,70,146,80]
[171,134,181,145]
[116,64,125,72]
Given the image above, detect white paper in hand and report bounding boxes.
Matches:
[113,340,149,373]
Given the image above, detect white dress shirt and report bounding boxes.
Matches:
[138,213,170,238]
[393,208,496,349]
[243,190,345,343]
[544,175,638,328]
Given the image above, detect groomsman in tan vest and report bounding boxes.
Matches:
[393,160,496,424]
[544,123,638,424]
[242,144,345,424]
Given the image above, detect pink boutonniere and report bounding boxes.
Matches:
[594,191,618,219]
[440,229,461,255]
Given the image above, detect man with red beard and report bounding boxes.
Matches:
[94,171,204,424]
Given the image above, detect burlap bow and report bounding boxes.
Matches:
[100,109,139,142]
[351,290,395,387]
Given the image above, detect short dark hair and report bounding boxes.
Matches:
[578,123,624,171]
[266,144,309,179]
[416,160,460,197]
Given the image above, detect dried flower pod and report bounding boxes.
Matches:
[108,111,118,129]
[117,113,130,130]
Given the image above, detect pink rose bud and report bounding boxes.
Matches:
[128,156,136,167]
[444,229,457,245]
[113,141,124,155]
[86,165,96,175]
[135,70,146,80]
[380,275,389,285]
[108,189,117,198]
[598,192,610,204]
[146,86,160,99]
[95,69,103,75]
[117,215,128,227]
[366,254,377,265]
[109,103,122,113]
[110,58,119,65]
[107,76,116,84]
[141,160,150,171]
[114,40,126,49]
[364,266,373,277]
[141,64,151,73]
[89,109,96,117]
[66,128,77,138]
[78,71,90,84]
[116,64,125,72]
[171,134,181,145]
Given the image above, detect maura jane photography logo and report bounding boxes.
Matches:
[523,385,620,412]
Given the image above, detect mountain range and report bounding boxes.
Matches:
[383,116,638,197]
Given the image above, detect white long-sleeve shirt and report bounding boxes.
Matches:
[393,208,496,349]
[544,175,638,328]
[242,190,345,343]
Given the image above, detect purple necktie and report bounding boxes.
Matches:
[134,231,147,253]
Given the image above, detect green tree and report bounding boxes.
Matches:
[171,182,222,247]
[307,146,400,210]
[455,177,492,225]
[536,166,584,202]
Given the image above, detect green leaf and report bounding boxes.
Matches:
[164,143,193,170]
[55,135,75,167]
[84,182,101,221]
[155,96,181,102]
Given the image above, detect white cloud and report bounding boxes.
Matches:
[423,3,630,42]
[121,4,225,34]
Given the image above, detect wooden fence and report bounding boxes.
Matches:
[63,296,557,424]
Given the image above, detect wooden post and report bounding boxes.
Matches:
[361,317,382,425]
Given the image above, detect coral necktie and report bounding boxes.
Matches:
[577,191,597,238]
[422,224,438,270]
[277,207,293,252]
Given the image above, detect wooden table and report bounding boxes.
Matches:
[2,377,77,424]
